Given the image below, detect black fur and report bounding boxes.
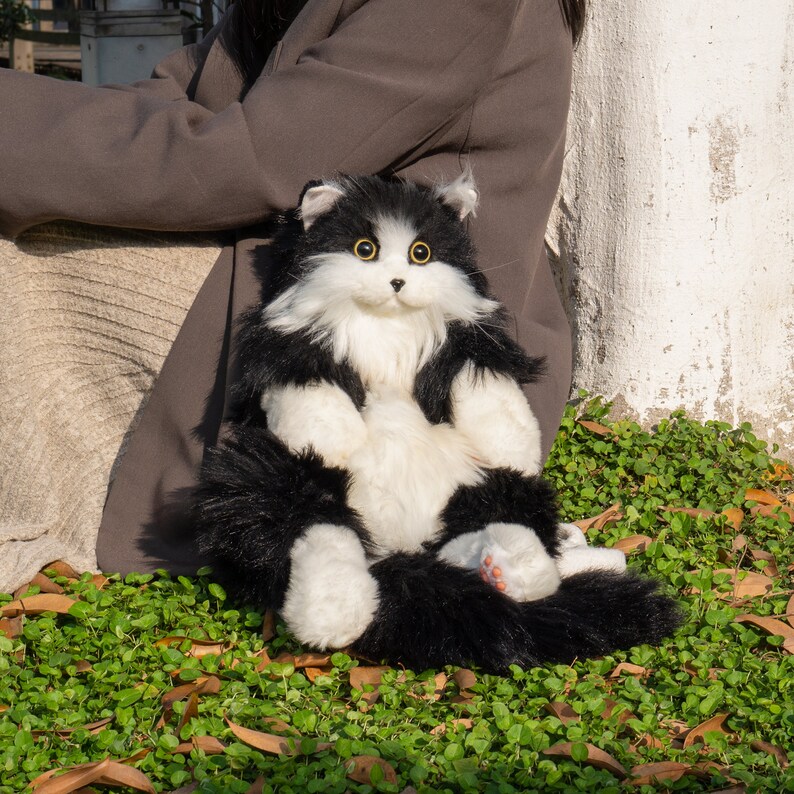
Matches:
[428,469,560,557]
[414,312,545,425]
[197,425,372,609]
[195,174,681,671]
[353,558,682,673]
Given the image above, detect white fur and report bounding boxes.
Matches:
[554,522,627,578]
[347,386,483,553]
[555,522,627,579]
[434,170,479,219]
[479,523,561,601]
[281,524,379,649]
[450,362,542,475]
[260,382,367,467]
[437,529,489,569]
[300,183,345,230]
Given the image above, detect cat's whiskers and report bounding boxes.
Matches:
[477,258,520,275]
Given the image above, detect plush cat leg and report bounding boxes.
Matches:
[196,425,374,625]
[449,362,542,475]
[261,382,367,468]
[555,522,627,578]
[281,524,379,649]
[438,523,561,601]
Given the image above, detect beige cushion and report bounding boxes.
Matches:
[0,223,221,592]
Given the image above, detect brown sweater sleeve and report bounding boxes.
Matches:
[0,0,518,237]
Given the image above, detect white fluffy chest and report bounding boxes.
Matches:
[345,387,483,554]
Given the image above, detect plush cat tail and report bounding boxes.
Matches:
[194,425,364,610]
[351,558,682,674]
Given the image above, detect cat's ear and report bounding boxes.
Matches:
[300,181,346,230]
[435,170,478,220]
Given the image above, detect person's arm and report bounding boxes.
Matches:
[0,0,519,237]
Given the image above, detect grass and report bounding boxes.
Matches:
[1,395,793,793]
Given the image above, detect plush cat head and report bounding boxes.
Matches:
[264,174,498,336]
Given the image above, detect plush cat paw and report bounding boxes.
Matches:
[478,523,561,602]
[555,522,627,578]
[261,383,367,468]
[281,524,379,649]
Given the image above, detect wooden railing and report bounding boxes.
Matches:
[9,1,81,71]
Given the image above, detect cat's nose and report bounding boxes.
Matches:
[390,279,406,293]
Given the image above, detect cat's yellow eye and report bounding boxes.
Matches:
[354,238,378,261]
[409,241,432,265]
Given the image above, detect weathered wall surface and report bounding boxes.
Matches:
[548,1,794,460]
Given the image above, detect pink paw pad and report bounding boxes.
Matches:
[479,556,508,592]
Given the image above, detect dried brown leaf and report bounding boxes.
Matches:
[172,735,226,756]
[75,660,92,673]
[225,717,333,755]
[246,648,272,672]
[293,652,332,668]
[429,718,474,736]
[262,717,295,734]
[731,534,748,553]
[303,666,332,683]
[608,662,649,679]
[194,735,226,754]
[751,504,794,521]
[632,734,665,750]
[30,758,113,793]
[577,420,616,437]
[32,718,113,738]
[155,637,227,657]
[660,506,716,519]
[176,692,199,735]
[452,668,476,690]
[613,535,652,555]
[1,593,77,617]
[450,691,476,704]
[629,761,699,785]
[29,572,65,595]
[225,719,292,755]
[261,610,276,642]
[272,652,296,664]
[745,488,782,506]
[721,507,745,531]
[346,755,398,785]
[543,742,627,779]
[43,560,80,579]
[244,777,265,794]
[574,503,623,533]
[88,575,110,590]
[735,614,794,651]
[682,713,730,747]
[543,702,579,725]
[349,665,389,691]
[427,672,448,700]
[0,615,23,639]
[749,739,789,768]
[122,748,152,764]
[713,569,774,598]
[749,549,779,577]
[601,699,636,724]
[93,763,156,793]
[786,594,794,629]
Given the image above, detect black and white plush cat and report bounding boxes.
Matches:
[196,174,680,673]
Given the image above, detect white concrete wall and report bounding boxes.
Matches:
[548,1,794,460]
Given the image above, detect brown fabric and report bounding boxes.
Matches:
[0,0,573,576]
